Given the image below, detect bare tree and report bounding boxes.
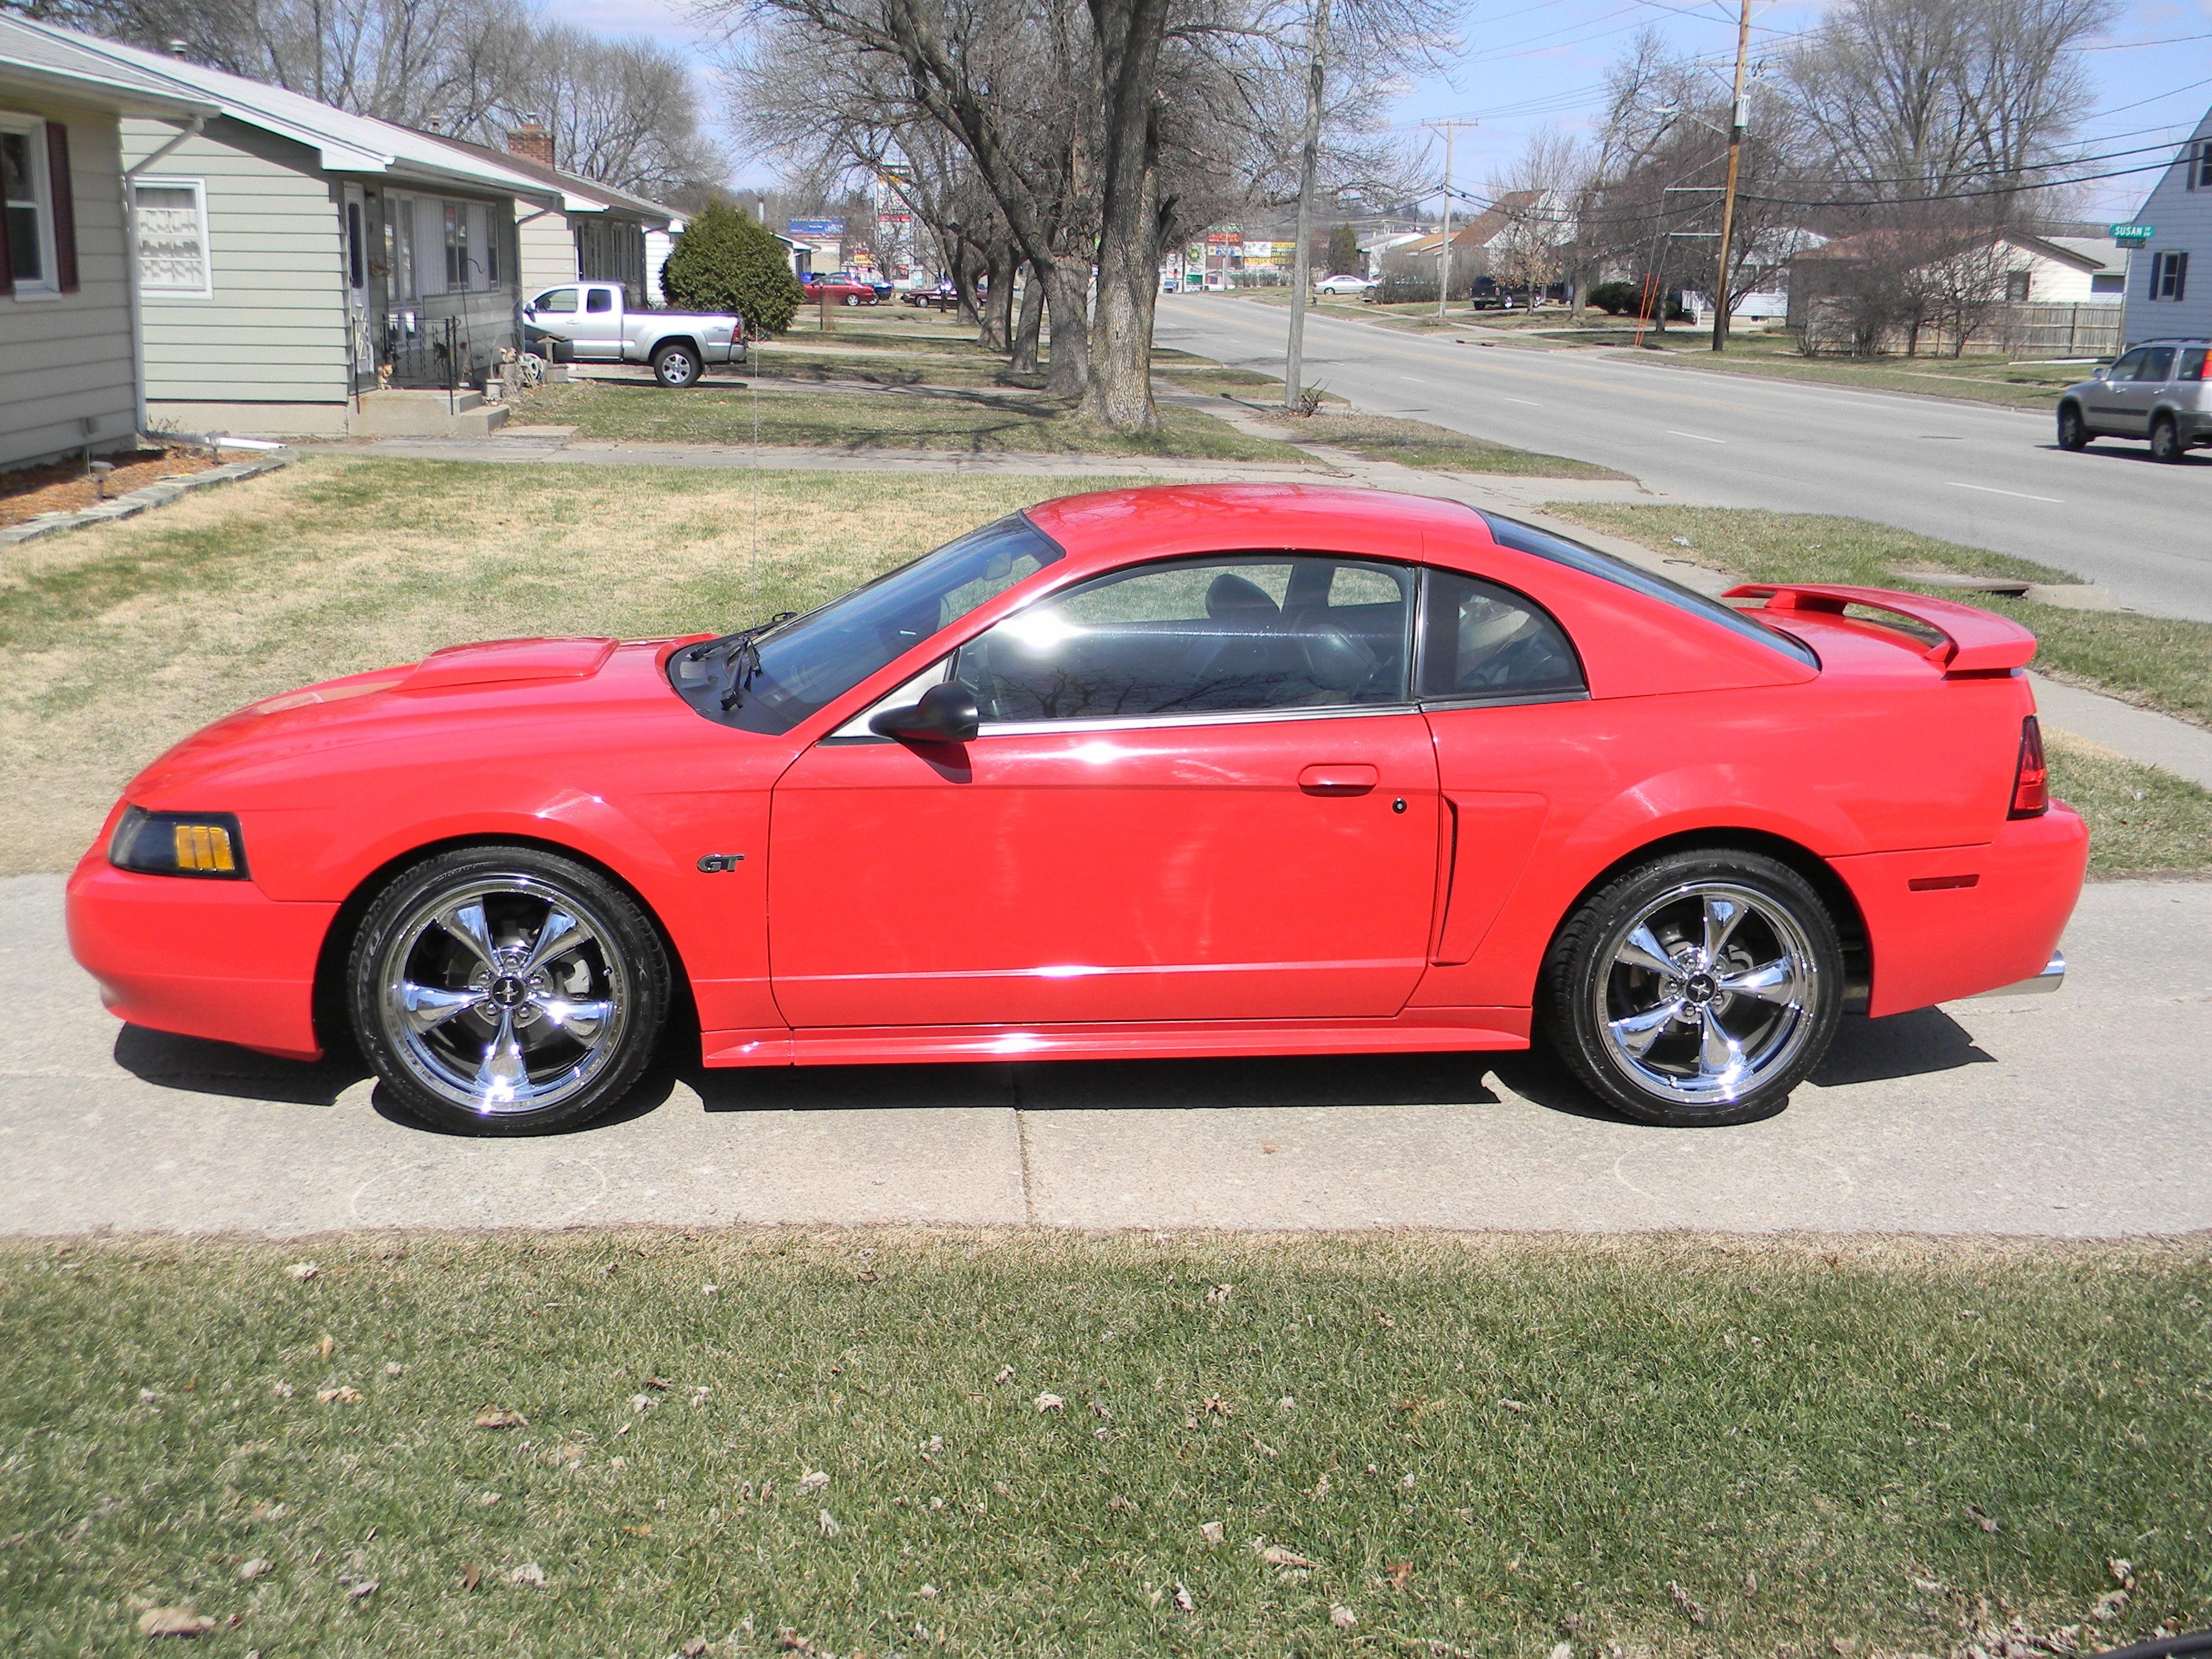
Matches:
[1780,0,2116,220]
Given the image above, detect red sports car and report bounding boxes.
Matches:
[67,486,2086,1135]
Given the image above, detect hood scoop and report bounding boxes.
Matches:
[398,637,619,693]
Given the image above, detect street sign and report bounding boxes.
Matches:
[2110,222,2154,246]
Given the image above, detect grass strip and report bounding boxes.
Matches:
[1254,410,1627,479]
[1542,505,2212,729]
[2044,734,2212,874]
[0,460,1155,875]
[4,1232,2205,1658]
[514,380,1312,462]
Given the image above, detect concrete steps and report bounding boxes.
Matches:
[351,390,511,439]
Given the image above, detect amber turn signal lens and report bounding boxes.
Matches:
[108,806,249,879]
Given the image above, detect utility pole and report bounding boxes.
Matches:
[1284,0,1333,412]
[1425,120,1474,319]
[1710,0,1753,352]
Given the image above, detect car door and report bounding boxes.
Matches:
[2086,346,2150,434]
[571,285,625,359]
[525,285,580,353]
[2124,345,2178,435]
[766,554,1441,1030]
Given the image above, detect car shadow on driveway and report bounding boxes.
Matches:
[111,1005,1993,1128]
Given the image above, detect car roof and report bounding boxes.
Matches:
[1024,483,1481,563]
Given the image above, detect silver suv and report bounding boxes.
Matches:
[2057,340,2211,462]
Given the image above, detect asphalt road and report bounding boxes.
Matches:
[1156,296,2212,622]
[7,873,2207,1238]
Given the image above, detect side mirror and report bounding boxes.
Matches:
[869,681,980,744]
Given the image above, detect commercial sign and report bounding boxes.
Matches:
[787,217,846,236]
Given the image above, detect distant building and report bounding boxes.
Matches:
[2120,107,2212,346]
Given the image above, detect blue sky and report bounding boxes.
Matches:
[549,0,2212,222]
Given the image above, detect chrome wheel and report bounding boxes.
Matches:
[1593,880,1820,1107]
[376,875,630,1117]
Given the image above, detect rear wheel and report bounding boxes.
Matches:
[651,342,702,388]
[842,293,860,307]
[1543,848,1843,1127]
[348,847,670,1135]
[2151,414,2184,463]
[2056,403,2088,451]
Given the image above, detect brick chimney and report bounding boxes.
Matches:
[505,119,554,169]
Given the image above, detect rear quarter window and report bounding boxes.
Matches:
[1479,513,1820,669]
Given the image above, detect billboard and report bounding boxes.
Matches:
[787,218,846,236]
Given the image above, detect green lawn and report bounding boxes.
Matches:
[514,380,1314,462]
[2044,734,2212,874]
[4,1232,2206,1657]
[1254,410,1626,478]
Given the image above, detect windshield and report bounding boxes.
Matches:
[670,514,1064,733]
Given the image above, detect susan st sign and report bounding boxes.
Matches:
[2110,223,2154,247]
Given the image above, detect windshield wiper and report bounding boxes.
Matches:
[677,612,796,712]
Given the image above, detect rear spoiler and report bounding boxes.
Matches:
[1724,583,2037,674]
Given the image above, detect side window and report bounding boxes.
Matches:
[2180,348,2208,383]
[1417,569,1584,703]
[586,286,614,313]
[536,286,577,313]
[2107,347,2147,380]
[954,555,1413,725]
[2141,345,2177,383]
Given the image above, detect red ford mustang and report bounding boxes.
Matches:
[67,486,2086,1135]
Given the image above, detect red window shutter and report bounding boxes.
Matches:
[46,120,79,294]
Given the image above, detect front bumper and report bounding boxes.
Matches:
[66,847,337,1061]
[1833,803,2089,1017]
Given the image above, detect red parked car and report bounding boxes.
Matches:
[801,274,881,306]
[67,487,2085,1135]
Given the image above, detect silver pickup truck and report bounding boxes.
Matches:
[521,281,745,388]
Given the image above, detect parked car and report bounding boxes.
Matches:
[902,286,961,309]
[67,487,2083,1136]
[2056,341,2210,461]
[1161,273,1182,293]
[521,283,744,388]
[1313,273,1375,295]
[802,274,884,306]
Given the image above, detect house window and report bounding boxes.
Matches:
[2090,273,2125,295]
[347,199,364,289]
[2152,250,2189,301]
[2195,139,2212,190]
[2,116,55,294]
[483,207,499,284]
[2004,271,2030,302]
[134,178,211,296]
[444,201,467,290]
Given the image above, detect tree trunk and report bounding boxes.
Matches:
[1080,0,1168,432]
[1011,263,1045,374]
[1044,260,1091,399]
[979,242,1016,352]
[950,244,983,327]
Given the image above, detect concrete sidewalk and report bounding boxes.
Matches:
[7,874,2206,1239]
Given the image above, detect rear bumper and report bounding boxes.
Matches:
[1969,950,2065,998]
[65,847,336,1061]
[1833,804,2089,1017]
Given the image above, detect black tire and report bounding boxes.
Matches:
[1541,848,1844,1128]
[348,846,671,1136]
[2056,403,2088,451]
[651,342,702,388]
[2151,414,2184,463]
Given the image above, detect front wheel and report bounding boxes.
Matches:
[651,342,702,388]
[348,847,671,1135]
[2056,403,2088,451]
[1542,849,1843,1127]
[842,294,860,307]
[2151,414,2184,463]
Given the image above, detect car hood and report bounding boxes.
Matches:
[124,635,710,801]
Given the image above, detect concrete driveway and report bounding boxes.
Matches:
[5,873,2206,1239]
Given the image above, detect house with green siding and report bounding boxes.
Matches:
[17,19,560,437]
[0,17,212,472]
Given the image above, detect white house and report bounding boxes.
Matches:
[0,15,213,472]
[2120,106,2212,346]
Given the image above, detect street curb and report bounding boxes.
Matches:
[0,445,296,547]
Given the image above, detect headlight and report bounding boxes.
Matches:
[108,806,249,879]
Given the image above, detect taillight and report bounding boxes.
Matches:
[2008,716,2048,818]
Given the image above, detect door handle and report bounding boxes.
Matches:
[1298,763,1379,795]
